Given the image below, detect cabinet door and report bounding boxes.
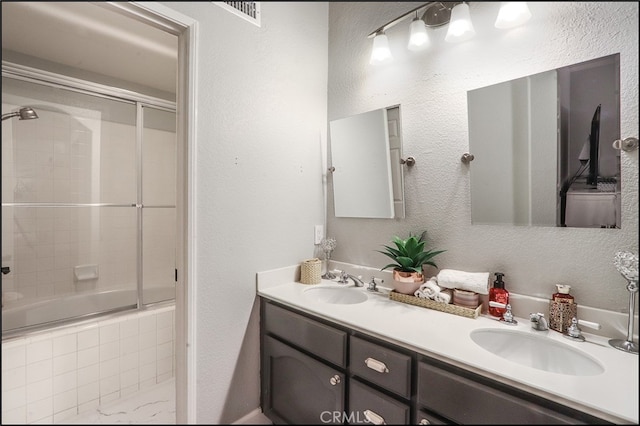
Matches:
[262,336,345,424]
[348,379,410,425]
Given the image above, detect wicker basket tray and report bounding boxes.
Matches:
[389,290,482,319]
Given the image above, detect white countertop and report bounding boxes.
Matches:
[257,266,639,424]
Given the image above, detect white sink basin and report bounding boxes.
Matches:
[303,286,368,305]
[470,328,604,376]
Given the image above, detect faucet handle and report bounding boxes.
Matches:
[489,301,518,325]
[367,277,382,292]
[501,304,517,325]
[338,270,349,284]
[564,317,601,342]
[564,317,585,341]
[577,318,601,331]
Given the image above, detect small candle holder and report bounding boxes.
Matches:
[609,251,638,354]
[320,237,337,279]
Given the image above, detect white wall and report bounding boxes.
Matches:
[160,2,328,423]
[327,2,638,310]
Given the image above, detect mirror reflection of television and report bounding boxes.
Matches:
[586,104,601,186]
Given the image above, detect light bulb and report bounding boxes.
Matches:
[495,2,532,29]
[408,17,429,51]
[445,3,476,43]
[370,32,393,64]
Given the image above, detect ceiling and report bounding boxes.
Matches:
[1,2,178,95]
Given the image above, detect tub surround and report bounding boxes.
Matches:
[257,264,639,424]
[1,305,175,424]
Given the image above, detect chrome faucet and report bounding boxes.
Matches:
[530,313,549,331]
[338,271,365,287]
[367,277,382,292]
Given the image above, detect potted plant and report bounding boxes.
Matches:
[378,231,445,295]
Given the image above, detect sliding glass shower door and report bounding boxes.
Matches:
[1,73,176,334]
[141,106,177,305]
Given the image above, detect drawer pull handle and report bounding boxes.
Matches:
[329,375,341,386]
[364,357,389,373]
[364,409,386,425]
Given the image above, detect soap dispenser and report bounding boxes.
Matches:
[489,272,509,318]
[549,284,577,333]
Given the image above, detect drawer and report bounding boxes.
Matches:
[417,361,585,424]
[263,302,347,368]
[349,378,410,425]
[415,409,451,425]
[349,335,412,398]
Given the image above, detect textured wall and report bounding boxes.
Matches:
[161,2,328,423]
[327,2,638,311]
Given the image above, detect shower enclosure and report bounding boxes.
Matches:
[1,63,177,336]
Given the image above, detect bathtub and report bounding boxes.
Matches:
[2,286,175,335]
[1,298,175,423]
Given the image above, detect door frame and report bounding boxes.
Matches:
[100,2,198,423]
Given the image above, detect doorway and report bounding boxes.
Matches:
[1,2,195,423]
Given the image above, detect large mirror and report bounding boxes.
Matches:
[468,54,620,228]
[329,105,405,218]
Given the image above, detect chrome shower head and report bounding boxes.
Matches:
[1,107,39,121]
[18,107,38,120]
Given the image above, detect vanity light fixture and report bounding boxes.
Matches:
[494,2,532,29]
[370,31,393,65]
[408,12,429,51]
[368,2,532,64]
[444,2,475,43]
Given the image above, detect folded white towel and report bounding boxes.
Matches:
[435,289,452,304]
[414,289,426,298]
[436,269,490,295]
[419,278,441,299]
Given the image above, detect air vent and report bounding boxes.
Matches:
[213,2,261,27]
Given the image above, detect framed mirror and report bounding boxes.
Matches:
[467,54,620,228]
[329,105,405,218]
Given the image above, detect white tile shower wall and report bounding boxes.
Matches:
[1,305,175,424]
[2,101,176,302]
[1,104,138,300]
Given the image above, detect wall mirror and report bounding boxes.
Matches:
[467,54,620,228]
[329,105,405,219]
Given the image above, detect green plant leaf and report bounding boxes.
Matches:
[377,231,445,272]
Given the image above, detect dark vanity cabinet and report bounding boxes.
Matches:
[261,301,347,424]
[260,298,612,425]
[261,300,413,425]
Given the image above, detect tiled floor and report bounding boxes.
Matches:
[64,379,175,424]
[61,378,274,424]
[61,378,272,424]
